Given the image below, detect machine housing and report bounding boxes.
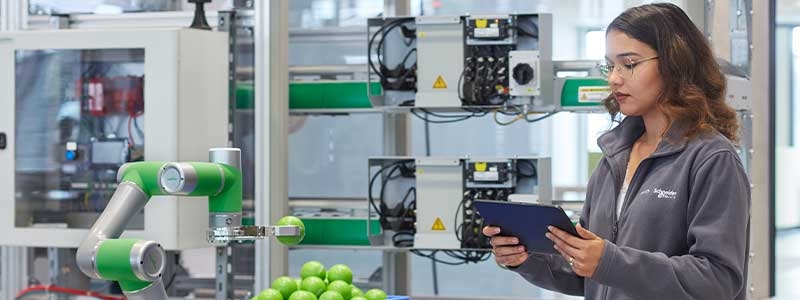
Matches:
[0,28,228,249]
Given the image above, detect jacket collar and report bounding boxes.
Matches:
[597,116,689,159]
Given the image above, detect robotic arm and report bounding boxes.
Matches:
[76,148,301,300]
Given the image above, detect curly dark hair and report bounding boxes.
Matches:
[603,3,739,142]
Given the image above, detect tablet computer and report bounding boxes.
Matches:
[473,200,579,254]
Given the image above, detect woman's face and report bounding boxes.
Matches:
[605,29,663,117]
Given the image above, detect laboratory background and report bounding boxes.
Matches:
[0,0,792,299]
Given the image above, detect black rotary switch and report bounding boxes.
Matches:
[512,63,535,85]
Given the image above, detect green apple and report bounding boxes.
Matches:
[326,280,351,300]
[325,264,353,285]
[364,289,387,300]
[301,261,327,279]
[254,288,284,300]
[276,216,305,245]
[300,276,327,297]
[288,290,318,300]
[272,276,298,299]
[350,285,364,298]
[318,291,344,300]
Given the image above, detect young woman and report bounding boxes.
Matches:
[484,3,750,299]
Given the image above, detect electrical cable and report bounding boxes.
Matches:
[424,111,431,155]
[369,18,416,91]
[432,256,439,295]
[372,160,495,264]
[493,111,559,126]
[418,107,480,118]
[525,111,559,123]
[410,250,473,266]
[368,19,406,78]
[410,108,488,124]
[410,110,473,124]
[453,191,471,242]
[493,110,525,125]
[497,105,524,116]
[377,21,415,70]
[401,187,416,207]
[378,164,405,218]
[133,115,144,140]
[380,48,417,90]
[368,160,414,229]
[392,231,414,247]
[15,285,124,300]
[127,115,135,147]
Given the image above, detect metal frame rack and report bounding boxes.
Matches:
[0,0,772,300]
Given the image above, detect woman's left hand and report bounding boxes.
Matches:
[546,223,606,278]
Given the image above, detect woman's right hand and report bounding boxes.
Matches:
[483,226,528,268]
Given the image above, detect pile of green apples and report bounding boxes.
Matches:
[252,261,388,300]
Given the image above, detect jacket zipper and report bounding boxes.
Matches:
[608,157,650,242]
[602,157,622,300]
[617,159,650,230]
[602,156,650,300]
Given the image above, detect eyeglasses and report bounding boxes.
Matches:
[597,56,659,79]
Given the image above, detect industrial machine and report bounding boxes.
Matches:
[366,13,618,116]
[0,28,228,249]
[367,156,550,251]
[368,13,556,109]
[75,148,303,299]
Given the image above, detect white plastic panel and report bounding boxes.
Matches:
[0,28,227,249]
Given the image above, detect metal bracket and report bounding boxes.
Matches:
[48,14,69,29]
[215,246,234,300]
[211,225,299,300]
[207,225,301,245]
[218,10,237,146]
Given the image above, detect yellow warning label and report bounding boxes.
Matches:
[432,76,448,89]
[578,86,612,103]
[475,19,488,28]
[475,162,487,172]
[431,217,446,231]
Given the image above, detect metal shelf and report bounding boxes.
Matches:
[288,104,562,116]
[289,108,385,115]
[289,245,493,253]
[290,245,410,252]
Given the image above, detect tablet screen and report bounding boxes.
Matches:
[474,200,578,254]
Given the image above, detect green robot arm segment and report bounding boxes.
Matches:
[75,180,168,300]
[95,239,163,293]
[209,164,242,213]
[150,161,242,213]
[116,162,166,196]
[116,160,242,212]
[76,148,295,300]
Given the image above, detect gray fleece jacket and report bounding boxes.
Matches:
[511,116,750,300]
